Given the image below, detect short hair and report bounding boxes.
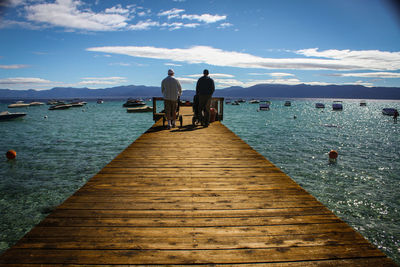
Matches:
[203,69,209,75]
[168,69,174,75]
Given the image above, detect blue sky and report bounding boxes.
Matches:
[0,0,400,91]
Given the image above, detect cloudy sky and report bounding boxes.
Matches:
[0,0,399,91]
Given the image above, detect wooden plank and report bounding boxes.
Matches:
[0,106,395,265]
[0,246,387,265]
[1,257,396,267]
[46,206,334,218]
[14,231,368,250]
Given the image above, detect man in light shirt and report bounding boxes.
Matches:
[161,69,182,129]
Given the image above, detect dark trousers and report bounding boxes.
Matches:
[198,94,212,125]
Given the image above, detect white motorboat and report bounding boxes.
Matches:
[49,104,72,110]
[29,101,45,106]
[8,101,30,108]
[127,105,153,113]
[0,111,27,120]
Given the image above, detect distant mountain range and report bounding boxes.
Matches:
[1,84,399,100]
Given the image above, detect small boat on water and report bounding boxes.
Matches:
[8,101,30,108]
[259,103,270,111]
[231,101,240,105]
[225,100,231,104]
[127,105,153,113]
[250,99,260,104]
[360,100,367,106]
[97,99,104,104]
[382,108,398,116]
[284,101,291,106]
[47,100,63,105]
[69,102,85,107]
[315,103,325,108]
[0,111,26,121]
[29,101,45,106]
[332,101,343,110]
[237,99,246,103]
[49,104,72,110]
[123,99,146,107]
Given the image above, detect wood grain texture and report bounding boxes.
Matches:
[0,106,395,266]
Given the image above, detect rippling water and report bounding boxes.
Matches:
[0,99,399,263]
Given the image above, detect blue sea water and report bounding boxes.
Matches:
[0,99,399,263]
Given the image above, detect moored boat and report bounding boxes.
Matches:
[8,101,30,108]
[250,99,260,104]
[127,105,153,113]
[49,104,72,110]
[360,100,367,106]
[284,101,291,106]
[382,108,398,116]
[123,99,146,107]
[315,103,325,108]
[0,111,27,121]
[97,99,104,104]
[29,101,45,106]
[259,103,270,111]
[332,101,343,110]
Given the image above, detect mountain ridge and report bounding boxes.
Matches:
[1,83,399,100]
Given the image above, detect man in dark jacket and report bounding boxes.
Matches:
[196,69,215,127]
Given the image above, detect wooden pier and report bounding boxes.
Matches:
[0,105,396,266]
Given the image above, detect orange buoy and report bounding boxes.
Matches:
[6,150,16,160]
[329,150,338,160]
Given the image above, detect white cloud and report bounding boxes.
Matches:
[165,63,182,67]
[105,4,130,15]
[181,13,226,23]
[25,0,131,31]
[218,22,233,28]
[0,64,29,69]
[158,8,185,18]
[296,48,400,71]
[175,77,197,84]
[86,45,400,71]
[331,72,400,78]
[0,77,51,84]
[249,72,295,77]
[268,72,295,77]
[79,76,127,85]
[186,73,235,78]
[5,1,229,32]
[128,20,159,30]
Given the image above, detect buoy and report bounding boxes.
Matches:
[6,150,16,160]
[328,150,338,163]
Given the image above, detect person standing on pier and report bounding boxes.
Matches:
[161,69,182,129]
[196,69,215,127]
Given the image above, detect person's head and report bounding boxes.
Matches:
[203,69,209,76]
[168,69,174,76]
